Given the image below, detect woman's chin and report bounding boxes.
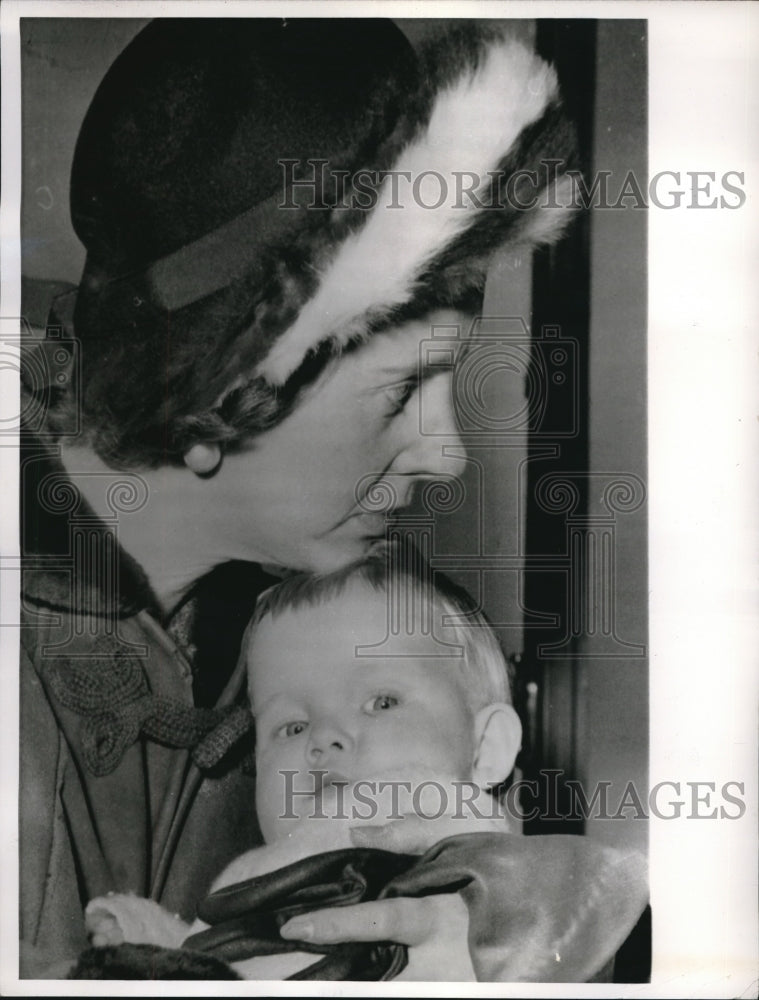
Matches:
[292,534,395,577]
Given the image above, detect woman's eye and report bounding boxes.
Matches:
[364,694,400,713]
[275,720,308,739]
[385,378,419,415]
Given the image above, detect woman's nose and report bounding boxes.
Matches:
[393,373,466,479]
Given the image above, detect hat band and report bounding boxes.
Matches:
[144,190,300,312]
[78,189,304,317]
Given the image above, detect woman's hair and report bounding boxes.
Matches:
[49,288,342,470]
[248,550,514,711]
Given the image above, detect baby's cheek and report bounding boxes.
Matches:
[256,743,296,782]
[380,713,472,776]
[255,749,323,838]
[253,751,284,822]
[382,712,450,754]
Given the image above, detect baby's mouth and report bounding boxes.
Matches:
[310,770,351,805]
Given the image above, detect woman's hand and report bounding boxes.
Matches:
[280,893,475,982]
[278,813,496,982]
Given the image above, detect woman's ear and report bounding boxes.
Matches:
[471,703,523,789]
[183,442,222,477]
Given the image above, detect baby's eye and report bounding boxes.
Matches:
[363,694,400,713]
[275,720,308,739]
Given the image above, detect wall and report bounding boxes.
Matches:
[21,18,148,284]
[578,20,648,854]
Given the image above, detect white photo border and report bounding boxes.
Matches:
[1,2,757,997]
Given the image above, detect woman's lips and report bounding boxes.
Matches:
[345,496,414,537]
[349,511,390,537]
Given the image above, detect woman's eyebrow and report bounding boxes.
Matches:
[377,356,456,379]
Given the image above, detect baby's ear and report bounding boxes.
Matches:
[471,703,522,789]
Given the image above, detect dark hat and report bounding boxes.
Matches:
[67,18,577,467]
[71,18,416,271]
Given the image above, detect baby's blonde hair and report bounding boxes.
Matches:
[247,550,513,712]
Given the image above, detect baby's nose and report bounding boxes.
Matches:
[306,721,353,762]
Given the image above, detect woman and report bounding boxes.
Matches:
[20,17,591,978]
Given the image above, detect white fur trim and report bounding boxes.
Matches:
[515,172,577,246]
[258,39,566,386]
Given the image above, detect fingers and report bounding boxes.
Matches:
[350,813,479,853]
[350,815,448,854]
[280,896,436,946]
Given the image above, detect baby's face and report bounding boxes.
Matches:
[249,583,477,843]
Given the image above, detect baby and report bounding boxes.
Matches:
[84,554,523,979]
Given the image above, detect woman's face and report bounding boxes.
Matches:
[210,310,470,573]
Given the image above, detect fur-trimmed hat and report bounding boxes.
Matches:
[66,18,576,467]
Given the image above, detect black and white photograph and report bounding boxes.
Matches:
[1,1,755,995]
